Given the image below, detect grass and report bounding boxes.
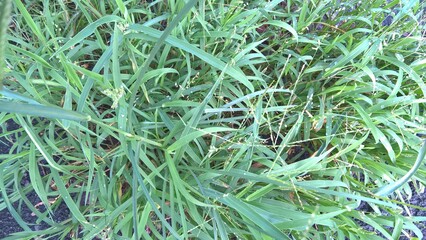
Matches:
[0,0,426,239]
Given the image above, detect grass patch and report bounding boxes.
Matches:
[1,0,426,239]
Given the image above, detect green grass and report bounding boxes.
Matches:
[1,0,426,239]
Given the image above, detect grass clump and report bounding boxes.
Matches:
[1,0,426,239]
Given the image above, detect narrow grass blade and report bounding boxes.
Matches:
[350,102,395,162]
[0,87,41,105]
[127,24,254,92]
[265,20,298,39]
[13,0,47,45]
[50,168,90,226]
[28,144,52,214]
[165,152,211,207]
[392,215,404,239]
[8,44,52,69]
[0,166,32,232]
[130,141,141,240]
[127,0,199,124]
[205,189,290,240]
[275,209,348,229]
[376,55,426,97]
[325,38,371,76]
[54,15,124,57]
[133,153,183,239]
[375,140,426,196]
[0,101,90,122]
[80,134,96,205]
[167,127,237,152]
[16,115,71,174]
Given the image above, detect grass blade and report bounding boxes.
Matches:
[0,101,90,122]
[375,140,426,196]
[127,0,199,127]
[54,15,124,57]
[167,127,237,152]
[127,25,254,92]
[205,189,290,240]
